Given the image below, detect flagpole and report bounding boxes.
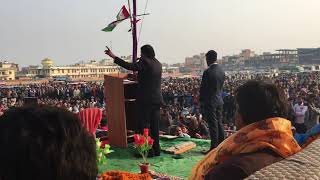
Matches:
[132,0,138,63]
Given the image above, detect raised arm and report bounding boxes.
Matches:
[104,46,145,71]
[113,57,145,71]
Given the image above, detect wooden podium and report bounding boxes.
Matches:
[104,73,139,148]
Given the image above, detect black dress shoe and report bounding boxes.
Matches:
[150,148,161,156]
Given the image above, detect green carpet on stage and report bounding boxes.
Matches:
[100,138,210,179]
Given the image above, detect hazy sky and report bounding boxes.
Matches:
[1,0,320,66]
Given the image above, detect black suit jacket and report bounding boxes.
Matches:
[114,57,162,104]
[200,64,225,107]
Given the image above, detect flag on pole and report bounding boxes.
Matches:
[116,5,130,21]
[102,5,130,32]
[102,20,122,32]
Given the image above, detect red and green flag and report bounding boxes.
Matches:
[102,5,130,32]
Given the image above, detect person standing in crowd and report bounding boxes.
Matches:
[200,50,225,151]
[105,45,162,157]
[293,96,308,133]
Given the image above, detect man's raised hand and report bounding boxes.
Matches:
[105,46,116,59]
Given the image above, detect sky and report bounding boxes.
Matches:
[1,0,320,66]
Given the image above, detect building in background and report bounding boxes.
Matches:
[276,49,298,64]
[241,49,256,60]
[244,49,298,68]
[298,48,320,65]
[24,58,119,80]
[0,61,19,80]
[222,49,256,69]
[185,53,206,69]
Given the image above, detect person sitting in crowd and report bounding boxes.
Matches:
[189,80,301,180]
[176,126,191,138]
[187,116,209,139]
[0,106,97,180]
[181,124,189,135]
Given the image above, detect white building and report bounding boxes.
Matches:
[25,58,120,79]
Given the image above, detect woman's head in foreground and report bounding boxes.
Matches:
[0,105,97,180]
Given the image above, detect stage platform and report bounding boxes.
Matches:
[101,137,210,179]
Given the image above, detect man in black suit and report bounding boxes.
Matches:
[200,50,225,150]
[105,45,162,156]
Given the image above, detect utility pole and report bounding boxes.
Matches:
[132,0,138,63]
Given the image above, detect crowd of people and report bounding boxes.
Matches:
[160,77,236,139]
[0,82,104,115]
[1,71,320,138]
[161,71,320,139]
[1,78,318,179]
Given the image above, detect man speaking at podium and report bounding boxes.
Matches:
[105,45,162,157]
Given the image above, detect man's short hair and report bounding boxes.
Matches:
[141,44,155,59]
[235,80,289,125]
[0,106,97,180]
[206,50,218,62]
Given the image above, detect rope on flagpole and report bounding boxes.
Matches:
[127,0,133,29]
[138,0,149,43]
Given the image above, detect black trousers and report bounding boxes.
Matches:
[138,103,160,155]
[202,105,225,150]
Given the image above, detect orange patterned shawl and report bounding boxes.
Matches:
[189,117,301,180]
[100,171,151,180]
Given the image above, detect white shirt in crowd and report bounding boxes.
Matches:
[74,89,81,97]
[293,103,308,124]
